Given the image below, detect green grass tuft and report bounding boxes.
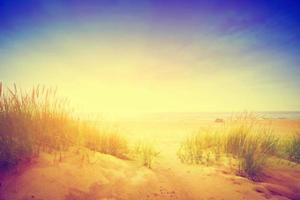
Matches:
[286,132,300,163]
[178,113,281,180]
[133,142,159,169]
[0,83,128,169]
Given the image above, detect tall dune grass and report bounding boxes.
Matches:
[286,132,300,163]
[133,141,159,168]
[178,113,281,180]
[0,83,128,169]
[177,129,222,165]
[85,126,129,159]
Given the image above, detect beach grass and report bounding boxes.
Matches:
[177,129,222,165]
[178,113,282,180]
[0,83,128,169]
[286,132,300,163]
[85,127,129,159]
[133,141,159,168]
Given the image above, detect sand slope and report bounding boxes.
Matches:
[1,119,300,200]
[1,149,299,200]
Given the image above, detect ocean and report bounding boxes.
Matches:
[132,111,300,121]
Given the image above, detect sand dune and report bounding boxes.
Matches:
[1,119,300,200]
[1,150,300,200]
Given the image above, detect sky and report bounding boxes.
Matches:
[0,0,300,115]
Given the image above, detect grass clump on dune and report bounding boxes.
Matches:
[133,141,159,169]
[285,132,300,163]
[224,114,279,179]
[85,126,129,159]
[177,129,222,165]
[178,113,280,180]
[0,83,128,170]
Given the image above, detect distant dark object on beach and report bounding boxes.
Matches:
[215,118,224,123]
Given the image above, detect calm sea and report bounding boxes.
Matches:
[135,111,300,121]
[84,111,300,122]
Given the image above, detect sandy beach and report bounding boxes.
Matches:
[1,117,299,200]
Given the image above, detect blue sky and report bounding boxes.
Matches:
[0,0,299,113]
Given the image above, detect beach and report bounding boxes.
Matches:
[1,115,299,200]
